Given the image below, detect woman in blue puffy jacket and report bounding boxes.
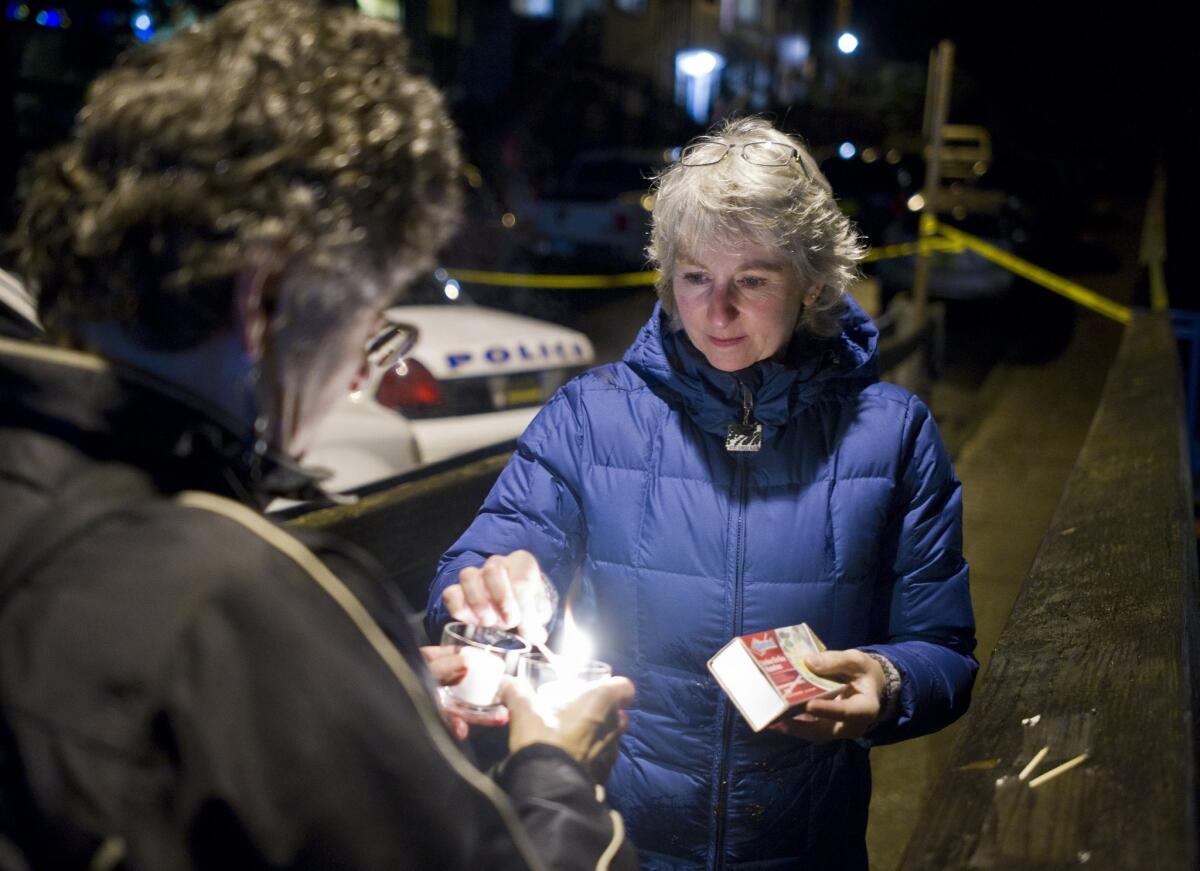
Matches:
[426,116,978,869]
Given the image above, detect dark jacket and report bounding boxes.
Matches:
[0,334,635,871]
[427,301,977,869]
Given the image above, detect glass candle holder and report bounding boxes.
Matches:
[517,650,613,719]
[440,621,531,725]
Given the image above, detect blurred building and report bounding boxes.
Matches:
[395,0,859,197]
[403,0,818,132]
[0,0,926,237]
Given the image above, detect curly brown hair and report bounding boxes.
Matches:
[15,0,462,350]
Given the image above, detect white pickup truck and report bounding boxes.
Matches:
[530,148,672,269]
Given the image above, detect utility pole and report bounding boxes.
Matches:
[833,0,851,104]
[913,39,954,323]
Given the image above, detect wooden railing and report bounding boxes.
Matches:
[899,311,1198,869]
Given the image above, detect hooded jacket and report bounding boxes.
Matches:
[427,300,977,869]
[0,335,634,871]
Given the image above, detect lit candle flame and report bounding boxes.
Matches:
[557,602,594,674]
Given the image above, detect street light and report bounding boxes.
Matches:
[132,11,155,41]
[677,49,722,78]
[837,32,859,54]
[675,49,726,124]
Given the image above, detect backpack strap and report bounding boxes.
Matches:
[0,463,156,614]
[174,490,557,871]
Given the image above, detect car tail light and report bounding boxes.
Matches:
[375,359,443,412]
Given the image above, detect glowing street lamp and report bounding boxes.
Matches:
[837,31,859,55]
[675,49,726,124]
[132,11,156,41]
[677,49,720,78]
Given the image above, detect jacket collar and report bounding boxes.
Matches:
[623,297,879,437]
[0,335,327,508]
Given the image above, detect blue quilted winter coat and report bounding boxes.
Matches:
[427,300,977,869]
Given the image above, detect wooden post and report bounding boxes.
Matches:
[913,40,954,323]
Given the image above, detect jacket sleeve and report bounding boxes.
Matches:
[861,393,978,746]
[425,385,588,642]
[158,519,634,871]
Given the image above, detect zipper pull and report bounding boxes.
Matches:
[725,381,762,453]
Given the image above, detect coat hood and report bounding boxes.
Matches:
[623,295,879,436]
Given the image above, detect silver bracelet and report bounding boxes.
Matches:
[864,652,902,724]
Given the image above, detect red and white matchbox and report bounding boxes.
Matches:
[707,622,844,732]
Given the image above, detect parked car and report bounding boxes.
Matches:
[822,143,1075,362]
[303,274,594,494]
[0,262,594,496]
[530,147,673,270]
[820,146,1028,302]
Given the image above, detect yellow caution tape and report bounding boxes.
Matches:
[447,222,1134,328]
[447,268,658,289]
[861,237,962,263]
[452,241,953,286]
[932,221,1133,325]
[919,211,939,239]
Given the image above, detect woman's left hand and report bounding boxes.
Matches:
[766,649,884,743]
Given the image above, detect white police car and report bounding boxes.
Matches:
[1,266,594,496]
[304,301,594,493]
[0,268,40,339]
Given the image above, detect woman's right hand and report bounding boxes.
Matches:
[441,550,557,644]
[501,677,636,784]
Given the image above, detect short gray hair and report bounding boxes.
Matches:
[647,116,864,338]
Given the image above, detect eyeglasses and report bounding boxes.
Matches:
[365,319,419,370]
[679,140,812,178]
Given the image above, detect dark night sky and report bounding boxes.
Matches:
[851,0,1193,196]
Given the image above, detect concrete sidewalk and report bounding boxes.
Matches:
[866,308,1125,869]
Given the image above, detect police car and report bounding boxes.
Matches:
[304,300,594,493]
[2,266,593,495]
[0,268,40,339]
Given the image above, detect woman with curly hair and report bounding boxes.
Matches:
[427,117,978,868]
[0,2,636,868]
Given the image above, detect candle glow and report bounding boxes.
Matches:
[526,603,609,716]
[558,604,595,674]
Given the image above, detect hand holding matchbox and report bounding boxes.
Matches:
[707,623,845,732]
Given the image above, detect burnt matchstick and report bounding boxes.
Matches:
[1028,753,1088,789]
[1018,746,1050,781]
